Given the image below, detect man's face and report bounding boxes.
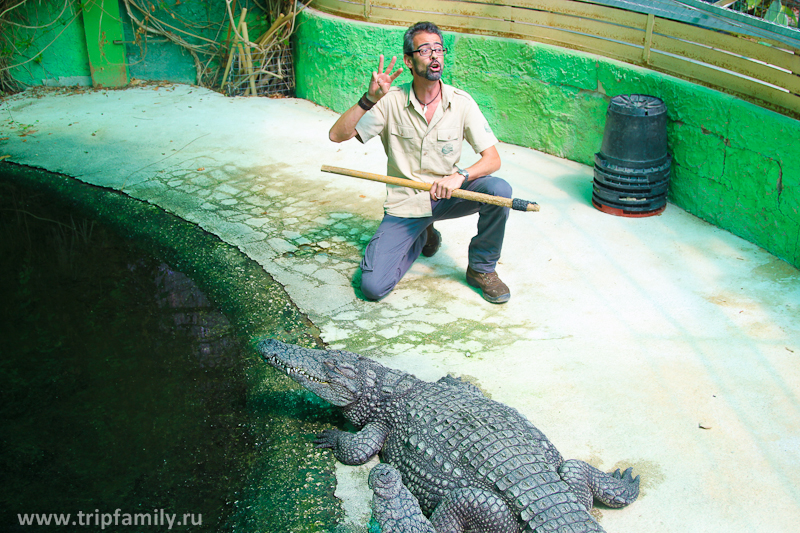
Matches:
[404,31,444,82]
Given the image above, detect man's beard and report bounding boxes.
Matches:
[415,60,442,81]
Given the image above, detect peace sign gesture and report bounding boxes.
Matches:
[367,55,404,103]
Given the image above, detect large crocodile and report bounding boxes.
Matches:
[257,339,639,532]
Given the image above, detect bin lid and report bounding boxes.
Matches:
[609,94,666,117]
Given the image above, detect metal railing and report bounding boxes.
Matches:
[310,0,800,118]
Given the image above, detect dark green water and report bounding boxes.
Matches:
[0,171,344,532]
[0,180,253,531]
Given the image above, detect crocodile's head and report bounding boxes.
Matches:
[256,338,364,407]
[368,463,404,499]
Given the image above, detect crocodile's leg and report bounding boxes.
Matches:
[314,420,390,465]
[369,463,436,533]
[429,487,520,533]
[437,375,484,396]
[558,459,640,510]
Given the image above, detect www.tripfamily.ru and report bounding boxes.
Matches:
[17,509,202,529]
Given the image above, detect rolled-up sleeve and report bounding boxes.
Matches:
[355,101,387,144]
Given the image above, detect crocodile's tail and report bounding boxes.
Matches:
[559,459,640,510]
[496,464,604,532]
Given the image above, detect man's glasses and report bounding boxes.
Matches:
[409,45,447,58]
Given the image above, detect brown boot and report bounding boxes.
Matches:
[466,266,510,304]
[421,225,441,257]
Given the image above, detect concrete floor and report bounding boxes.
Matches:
[2,84,799,532]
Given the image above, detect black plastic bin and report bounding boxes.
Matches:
[592,94,671,217]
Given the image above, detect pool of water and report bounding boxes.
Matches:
[0,171,345,532]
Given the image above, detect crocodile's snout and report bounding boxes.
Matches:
[255,338,362,407]
[255,338,291,357]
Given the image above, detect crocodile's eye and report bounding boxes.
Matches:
[336,363,358,379]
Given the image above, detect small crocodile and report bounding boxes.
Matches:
[369,462,436,533]
[257,339,639,532]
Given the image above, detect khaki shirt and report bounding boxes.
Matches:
[355,82,498,218]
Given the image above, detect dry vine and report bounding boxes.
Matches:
[221,0,305,96]
[120,0,302,92]
[1,0,302,95]
[121,0,226,87]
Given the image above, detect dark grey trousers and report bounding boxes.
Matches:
[360,175,511,301]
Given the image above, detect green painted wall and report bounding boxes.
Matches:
[7,2,92,88]
[294,8,800,269]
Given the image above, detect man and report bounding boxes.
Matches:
[329,21,512,304]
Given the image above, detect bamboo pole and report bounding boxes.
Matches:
[241,21,257,96]
[258,12,289,46]
[251,13,285,78]
[221,8,247,90]
[235,40,246,90]
[321,165,540,212]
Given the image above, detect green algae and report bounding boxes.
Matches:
[0,163,345,532]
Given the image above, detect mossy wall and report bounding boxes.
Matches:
[5,0,270,89]
[294,8,800,268]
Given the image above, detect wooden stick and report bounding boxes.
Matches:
[224,0,237,50]
[235,40,246,90]
[221,8,247,89]
[321,165,539,212]
[257,12,288,46]
[241,21,257,96]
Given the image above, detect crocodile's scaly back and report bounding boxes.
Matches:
[342,361,422,429]
[382,380,603,532]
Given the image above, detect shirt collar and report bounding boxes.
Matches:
[405,81,451,112]
[440,82,453,110]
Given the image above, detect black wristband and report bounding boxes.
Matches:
[358,93,375,111]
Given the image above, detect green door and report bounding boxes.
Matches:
[82,0,129,87]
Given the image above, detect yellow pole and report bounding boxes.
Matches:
[321,165,540,212]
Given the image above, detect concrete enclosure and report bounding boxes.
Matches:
[3,3,800,532]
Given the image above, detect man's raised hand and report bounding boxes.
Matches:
[368,55,404,103]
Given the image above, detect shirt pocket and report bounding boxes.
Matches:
[436,128,461,168]
[389,124,417,157]
[391,125,414,139]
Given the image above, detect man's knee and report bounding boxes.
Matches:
[360,271,395,301]
[488,177,512,198]
[477,176,512,198]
